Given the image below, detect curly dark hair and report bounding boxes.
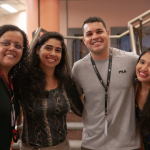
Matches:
[0,24,29,89]
[82,16,107,33]
[28,31,73,100]
[137,48,150,139]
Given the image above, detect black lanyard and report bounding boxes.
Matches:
[90,48,112,116]
[0,69,18,143]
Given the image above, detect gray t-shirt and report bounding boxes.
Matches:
[72,48,140,150]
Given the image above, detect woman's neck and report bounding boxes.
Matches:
[136,82,150,110]
[141,82,150,92]
[45,70,55,79]
[42,67,58,90]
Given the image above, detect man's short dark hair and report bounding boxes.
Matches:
[82,16,107,33]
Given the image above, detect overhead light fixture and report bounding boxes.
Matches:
[0,4,17,13]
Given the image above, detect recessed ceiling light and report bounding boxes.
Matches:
[0,4,17,13]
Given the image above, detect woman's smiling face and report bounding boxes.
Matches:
[136,52,150,84]
[0,31,23,71]
[36,38,62,71]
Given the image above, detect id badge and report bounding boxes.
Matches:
[11,110,15,127]
[104,119,108,136]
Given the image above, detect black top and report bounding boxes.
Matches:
[135,101,150,150]
[0,78,20,150]
[21,85,83,148]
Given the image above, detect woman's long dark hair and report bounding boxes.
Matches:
[137,48,150,138]
[28,31,73,100]
[0,25,29,92]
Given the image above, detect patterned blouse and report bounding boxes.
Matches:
[21,85,83,148]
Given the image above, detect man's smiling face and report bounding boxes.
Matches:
[83,22,109,57]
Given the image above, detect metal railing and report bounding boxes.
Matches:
[128,9,150,54]
[30,10,150,56]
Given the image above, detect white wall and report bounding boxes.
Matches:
[0,11,26,33]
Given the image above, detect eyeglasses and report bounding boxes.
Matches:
[0,40,24,51]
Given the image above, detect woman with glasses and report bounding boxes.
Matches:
[0,25,29,150]
[135,48,150,150]
[20,32,83,150]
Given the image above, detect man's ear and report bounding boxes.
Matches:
[83,36,86,45]
[107,30,109,35]
[107,30,110,40]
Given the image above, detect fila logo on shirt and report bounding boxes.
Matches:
[119,70,126,73]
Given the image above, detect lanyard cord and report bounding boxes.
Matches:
[90,48,112,116]
[0,69,14,104]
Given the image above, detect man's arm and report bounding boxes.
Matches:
[72,63,84,98]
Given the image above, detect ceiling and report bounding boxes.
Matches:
[0,0,26,17]
[0,0,87,17]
